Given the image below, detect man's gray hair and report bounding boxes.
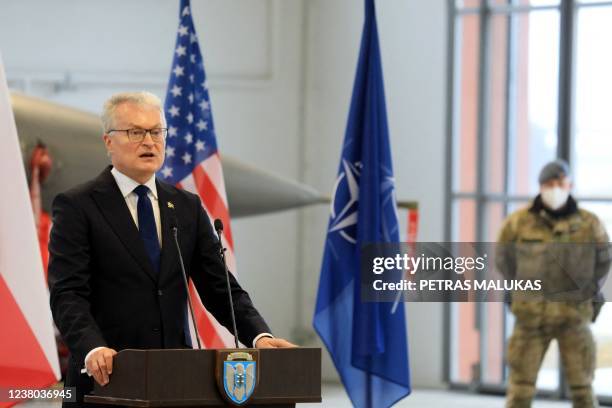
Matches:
[101,91,165,132]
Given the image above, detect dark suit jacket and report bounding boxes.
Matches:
[48,166,270,406]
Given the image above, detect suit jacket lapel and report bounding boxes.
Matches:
[157,180,179,284]
[90,166,158,283]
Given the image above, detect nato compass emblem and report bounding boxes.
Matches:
[216,350,259,405]
[329,159,362,244]
[328,159,399,245]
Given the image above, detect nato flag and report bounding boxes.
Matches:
[312,0,411,407]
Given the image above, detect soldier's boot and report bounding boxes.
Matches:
[570,385,599,408]
[506,383,535,408]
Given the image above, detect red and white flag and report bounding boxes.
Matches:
[0,55,60,405]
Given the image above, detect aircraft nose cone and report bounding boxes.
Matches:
[223,156,326,218]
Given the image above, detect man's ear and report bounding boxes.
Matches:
[103,134,112,156]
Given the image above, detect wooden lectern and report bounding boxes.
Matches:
[84,348,321,407]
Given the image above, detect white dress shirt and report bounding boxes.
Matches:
[110,167,161,246]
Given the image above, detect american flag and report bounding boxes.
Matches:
[159,0,236,348]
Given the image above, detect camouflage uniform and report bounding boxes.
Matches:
[496,196,610,408]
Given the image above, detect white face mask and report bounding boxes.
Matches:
[541,186,569,210]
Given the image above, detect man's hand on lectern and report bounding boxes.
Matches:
[86,347,118,386]
[255,337,298,348]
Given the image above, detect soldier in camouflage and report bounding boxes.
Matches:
[496,160,610,408]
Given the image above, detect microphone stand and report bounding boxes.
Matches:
[172,226,202,350]
[215,225,240,349]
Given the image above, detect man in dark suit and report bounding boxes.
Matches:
[48,92,294,406]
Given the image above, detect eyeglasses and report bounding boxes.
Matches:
[108,128,167,143]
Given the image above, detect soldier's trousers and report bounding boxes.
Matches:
[506,321,598,408]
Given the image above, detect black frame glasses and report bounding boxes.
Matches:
[108,128,168,143]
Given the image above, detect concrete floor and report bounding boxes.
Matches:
[300,384,582,407]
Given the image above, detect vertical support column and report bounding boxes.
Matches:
[557,0,575,163]
[443,0,458,384]
[474,0,493,390]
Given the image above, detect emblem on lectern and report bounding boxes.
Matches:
[216,350,259,405]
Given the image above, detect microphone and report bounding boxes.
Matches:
[170,214,202,350]
[214,218,240,349]
[214,218,223,234]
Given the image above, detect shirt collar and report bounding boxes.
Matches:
[110,167,158,200]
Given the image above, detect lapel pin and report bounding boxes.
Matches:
[167,201,175,209]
